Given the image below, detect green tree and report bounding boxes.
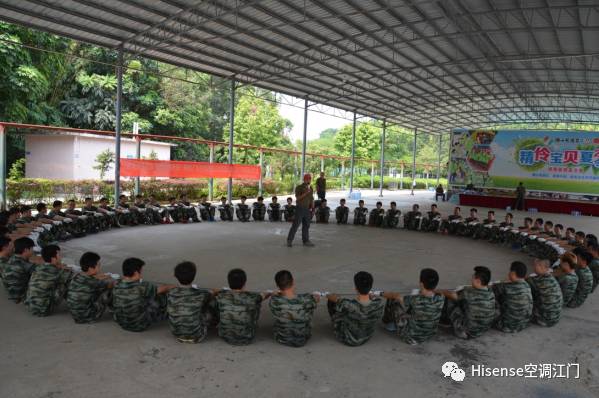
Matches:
[93,149,115,180]
[8,158,26,180]
[334,121,381,159]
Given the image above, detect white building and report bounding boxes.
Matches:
[25,132,174,180]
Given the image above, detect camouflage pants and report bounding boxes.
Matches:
[382,299,416,344]
[147,294,168,323]
[368,213,384,227]
[167,207,185,223]
[316,210,330,224]
[199,206,216,221]
[441,220,462,235]
[383,214,399,229]
[268,209,282,221]
[353,214,367,225]
[28,282,69,317]
[336,209,348,224]
[420,217,440,232]
[117,211,137,226]
[236,208,251,222]
[284,209,296,223]
[403,215,420,230]
[441,300,469,339]
[252,208,266,221]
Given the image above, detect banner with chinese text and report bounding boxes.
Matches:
[449,129,599,194]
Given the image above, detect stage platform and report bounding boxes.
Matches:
[459,193,599,216]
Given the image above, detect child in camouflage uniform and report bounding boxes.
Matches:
[383,201,400,228]
[252,197,267,221]
[112,257,175,332]
[65,199,97,233]
[335,198,349,224]
[526,258,562,326]
[472,210,496,240]
[489,212,513,243]
[147,195,169,224]
[403,204,422,230]
[198,196,216,221]
[419,204,441,232]
[440,206,462,235]
[81,198,111,231]
[97,198,121,228]
[353,200,368,226]
[132,195,153,225]
[588,242,599,292]
[327,271,384,346]
[315,199,331,223]
[179,194,200,223]
[167,261,216,343]
[437,266,495,339]
[554,252,579,307]
[2,237,36,303]
[269,270,319,347]
[283,197,296,222]
[166,197,185,223]
[49,200,87,237]
[116,195,139,226]
[267,196,282,221]
[457,208,479,237]
[382,268,445,345]
[25,244,73,316]
[235,196,251,222]
[368,202,385,227]
[217,197,234,221]
[214,268,270,345]
[66,251,114,323]
[492,261,533,333]
[0,236,13,278]
[566,249,594,308]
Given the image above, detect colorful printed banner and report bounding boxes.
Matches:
[449,129,599,194]
[120,159,261,180]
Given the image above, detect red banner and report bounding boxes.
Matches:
[120,159,261,180]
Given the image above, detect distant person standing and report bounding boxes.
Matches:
[435,184,445,201]
[316,172,327,200]
[515,182,526,211]
[287,174,315,247]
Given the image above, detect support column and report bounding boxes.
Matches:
[320,157,324,172]
[400,163,404,190]
[370,162,374,189]
[437,134,442,185]
[0,125,6,210]
[410,128,417,195]
[341,161,345,190]
[258,149,264,197]
[133,122,140,196]
[208,144,215,201]
[379,119,386,197]
[227,79,235,203]
[114,46,123,202]
[349,112,357,194]
[301,98,308,179]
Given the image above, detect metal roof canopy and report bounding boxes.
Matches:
[1,0,599,135]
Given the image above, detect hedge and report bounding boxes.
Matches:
[7,176,447,205]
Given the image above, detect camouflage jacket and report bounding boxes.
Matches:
[527,274,563,326]
[269,293,317,347]
[331,297,384,346]
[112,280,158,332]
[567,267,593,308]
[2,255,36,303]
[0,255,10,278]
[400,294,445,344]
[557,272,579,307]
[589,258,599,293]
[25,263,73,316]
[492,280,533,333]
[167,287,213,341]
[456,287,496,338]
[215,291,263,345]
[67,273,111,323]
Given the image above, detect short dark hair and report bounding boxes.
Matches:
[99,197,108,202]
[119,195,126,199]
[14,237,34,254]
[257,196,264,201]
[524,217,533,223]
[354,271,373,295]
[566,227,575,233]
[455,206,461,211]
[506,213,513,218]
[390,201,396,206]
[272,196,277,200]
[376,201,382,206]
[358,200,364,204]
[470,208,477,213]
[575,231,585,238]
[287,197,292,202]
[510,261,527,278]
[340,198,346,203]
[555,224,563,229]
[20,205,31,212]
[41,244,61,263]
[36,203,47,212]
[135,194,143,199]
[274,270,293,290]
[473,266,491,286]
[52,200,62,208]
[0,236,11,250]
[79,252,101,272]
[413,204,420,209]
[240,195,247,200]
[587,241,598,253]
[228,268,247,289]
[174,261,196,285]
[84,197,92,202]
[545,221,553,227]
[535,218,543,224]
[67,199,75,204]
[221,197,227,201]
[431,203,437,209]
[488,210,494,215]
[420,268,439,290]
[122,257,145,277]
[575,250,593,265]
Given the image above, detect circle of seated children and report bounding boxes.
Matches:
[0,197,598,348]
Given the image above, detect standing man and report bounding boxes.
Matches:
[287,174,315,247]
[316,172,327,201]
[515,182,526,211]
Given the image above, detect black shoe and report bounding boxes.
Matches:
[303,241,315,247]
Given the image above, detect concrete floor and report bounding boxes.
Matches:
[1,191,598,398]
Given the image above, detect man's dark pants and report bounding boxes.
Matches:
[287,206,311,243]
[317,191,326,200]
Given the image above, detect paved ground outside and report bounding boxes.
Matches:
[1,190,597,398]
